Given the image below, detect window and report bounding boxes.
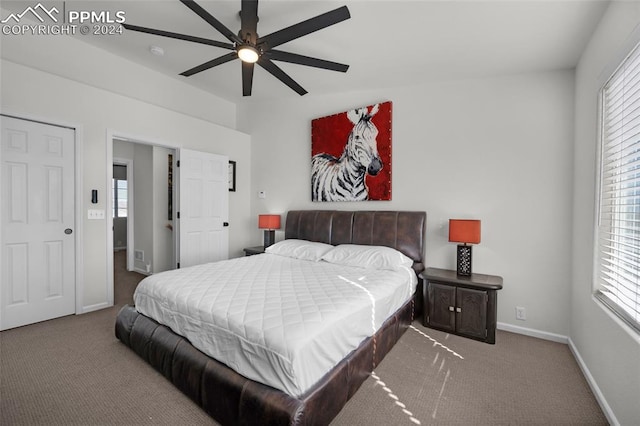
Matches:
[596,41,640,333]
[113,178,128,218]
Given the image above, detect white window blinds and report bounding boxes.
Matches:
[596,41,640,333]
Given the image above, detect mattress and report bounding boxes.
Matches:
[133,252,417,397]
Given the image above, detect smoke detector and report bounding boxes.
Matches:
[149,45,164,56]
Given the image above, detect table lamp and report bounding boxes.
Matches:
[258,214,281,248]
[449,219,481,276]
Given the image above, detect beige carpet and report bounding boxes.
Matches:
[0,252,608,425]
[333,326,607,425]
[113,250,141,306]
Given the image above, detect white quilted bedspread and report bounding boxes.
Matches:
[133,253,417,397]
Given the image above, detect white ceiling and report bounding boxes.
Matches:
[7,1,610,103]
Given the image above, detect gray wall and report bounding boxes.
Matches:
[571,2,640,424]
[132,143,153,273]
[239,69,575,338]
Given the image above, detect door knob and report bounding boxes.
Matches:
[64,228,73,235]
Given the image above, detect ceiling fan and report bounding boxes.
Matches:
[123,0,351,96]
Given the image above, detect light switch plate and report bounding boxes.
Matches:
[88,209,105,220]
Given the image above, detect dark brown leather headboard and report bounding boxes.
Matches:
[284,210,426,273]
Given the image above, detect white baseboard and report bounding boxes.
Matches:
[568,338,619,426]
[497,322,568,343]
[80,301,111,314]
[133,267,151,276]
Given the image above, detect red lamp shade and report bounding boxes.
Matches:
[449,219,481,244]
[258,214,281,230]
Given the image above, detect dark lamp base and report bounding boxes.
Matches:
[456,244,473,276]
[263,230,275,248]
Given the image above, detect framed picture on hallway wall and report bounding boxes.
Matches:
[228,160,236,192]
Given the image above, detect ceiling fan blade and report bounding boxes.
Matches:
[122,24,234,50]
[266,50,349,72]
[257,58,307,96]
[242,61,254,97]
[179,0,242,44]
[240,0,259,43]
[258,6,350,50]
[180,52,238,77]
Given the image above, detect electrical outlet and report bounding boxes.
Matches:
[516,306,527,321]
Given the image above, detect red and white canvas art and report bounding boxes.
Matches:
[311,101,392,201]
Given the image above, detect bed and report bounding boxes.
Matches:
[115,210,426,425]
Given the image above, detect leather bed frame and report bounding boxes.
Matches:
[115,210,426,425]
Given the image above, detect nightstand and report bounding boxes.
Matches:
[420,267,503,344]
[243,246,265,256]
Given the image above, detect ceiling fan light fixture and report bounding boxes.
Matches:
[237,45,259,63]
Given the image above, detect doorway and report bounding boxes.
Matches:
[109,137,177,305]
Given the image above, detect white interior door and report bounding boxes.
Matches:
[1,116,76,330]
[178,148,229,268]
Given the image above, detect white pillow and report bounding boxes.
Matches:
[265,239,334,261]
[321,244,414,271]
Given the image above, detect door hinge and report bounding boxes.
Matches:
[176,160,180,167]
[177,262,180,269]
[177,212,180,219]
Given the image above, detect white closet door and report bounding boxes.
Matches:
[177,148,229,268]
[1,116,76,330]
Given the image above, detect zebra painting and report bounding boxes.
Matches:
[311,102,391,201]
